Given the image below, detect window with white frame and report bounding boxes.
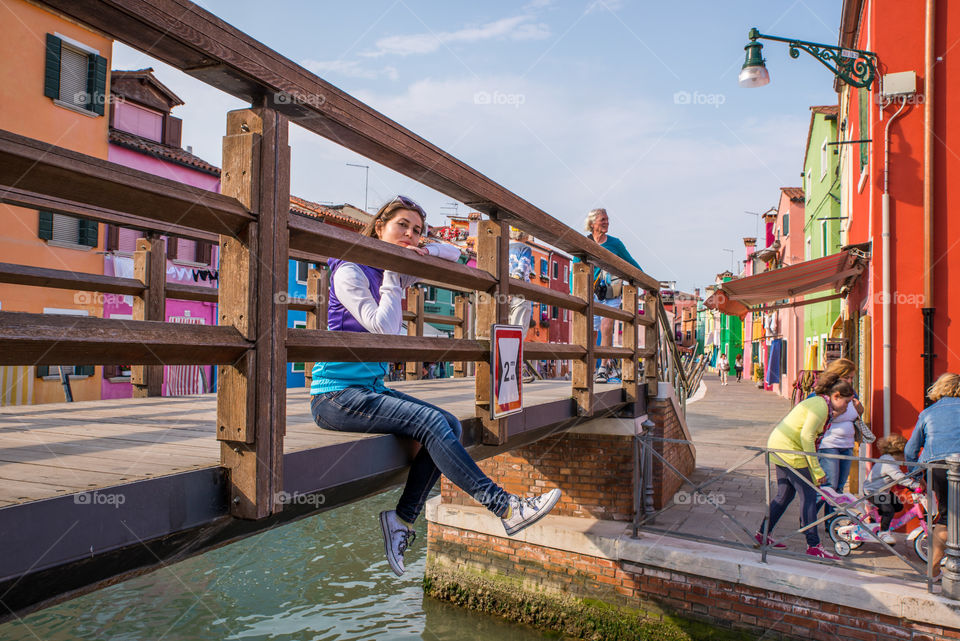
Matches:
[43,33,107,116]
[291,320,307,372]
[820,138,828,180]
[820,220,828,257]
[37,309,94,378]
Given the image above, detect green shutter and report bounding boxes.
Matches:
[76,365,95,377]
[38,211,53,240]
[36,366,50,377]
[43,34,61,99]
[79,218,98,247]
[87,54,107,116]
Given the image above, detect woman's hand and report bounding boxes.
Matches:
[407,245,429,256]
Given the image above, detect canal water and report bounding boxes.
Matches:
[1,489,556,641]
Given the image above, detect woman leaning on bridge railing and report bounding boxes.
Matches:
[308,196,561,577]
[905,372,960,581]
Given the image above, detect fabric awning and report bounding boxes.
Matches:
[704,250,866,318]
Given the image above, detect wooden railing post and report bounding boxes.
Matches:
[453,294,467,377]
[571,261,594,415]
[131,232,165,397]
[643,292,660,395]
[621,283,639,406]
[217,106,290,519]
[405,286,424,380]
[303,266,328,387]
[475,219,506,444]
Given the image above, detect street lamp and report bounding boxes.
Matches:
[739,27,878,90]
[345,163,370,212]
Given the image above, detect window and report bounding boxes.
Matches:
[552,261,559,279]
[563,265,568,282]
[291,320,307,372]
[43,33,107,116]
[551,305,559,320]
[37,309,94,378]
[806,237,812,261]
[166,236,212,265]
[782,212,790,236]
[539,258,548,278]
[820,138,828,180]
[424,286,437,302]
[820,220,828,257]
[38,211,97,247]
[113,102,164,142]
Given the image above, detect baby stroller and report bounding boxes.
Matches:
[822,484,934,560]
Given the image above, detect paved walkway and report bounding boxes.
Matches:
[644,375,926,582]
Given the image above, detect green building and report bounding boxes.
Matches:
[801,105,842,367]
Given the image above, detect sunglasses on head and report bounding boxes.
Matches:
[388,195,426,217]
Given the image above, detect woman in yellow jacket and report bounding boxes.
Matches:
[755,377,856,559]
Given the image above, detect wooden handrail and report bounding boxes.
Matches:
[37,0,660,290]
[0,311,249,365]
[0,128,252,236]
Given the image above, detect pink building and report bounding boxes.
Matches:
[771,187,807,400]
[101,69,220,399]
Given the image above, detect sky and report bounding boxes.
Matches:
[111,0,842,294]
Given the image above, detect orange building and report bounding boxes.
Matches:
[839,0,960,436]
[0,0,113,404]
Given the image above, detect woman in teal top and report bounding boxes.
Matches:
[579,208,642,382]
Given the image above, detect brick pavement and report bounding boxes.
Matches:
[644,375,925,581]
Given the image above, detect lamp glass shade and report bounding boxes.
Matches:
[738,65,770,88]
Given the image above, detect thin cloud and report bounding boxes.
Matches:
[303,59,399,81]
[362,15,551,58]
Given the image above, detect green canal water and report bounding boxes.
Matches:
[0,489,557,641]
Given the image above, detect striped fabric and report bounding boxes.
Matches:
[0,366,34,406]
[165,315,206,396]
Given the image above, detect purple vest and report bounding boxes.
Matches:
[327,259,384,332]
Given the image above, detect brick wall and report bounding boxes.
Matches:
[647,396,696,509]
[442,395,695,520]
[440,431,635,520]
[428,521,960,641]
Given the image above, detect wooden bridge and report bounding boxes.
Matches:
[0,0,692,621]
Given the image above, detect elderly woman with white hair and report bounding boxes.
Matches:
[580,208,642,382]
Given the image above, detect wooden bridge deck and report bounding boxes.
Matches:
[0,378,632,618]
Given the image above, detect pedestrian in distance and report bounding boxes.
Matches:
[734,354,744,383]
[718,352,729,386]
[578,208,642,383]
[905,372,960,580]
[755,377,856,559]
[310,196,562,577]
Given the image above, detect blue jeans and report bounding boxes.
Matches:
[759,465,820,547]
[311,386,511,524]
[817,446,853,516]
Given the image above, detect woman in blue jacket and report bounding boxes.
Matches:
[905,372,960,579]
[310,196,561,577]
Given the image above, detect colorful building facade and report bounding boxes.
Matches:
[0,0,113,405]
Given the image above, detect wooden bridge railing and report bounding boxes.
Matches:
[0,0,683,521]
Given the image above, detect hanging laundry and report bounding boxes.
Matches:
[766,339,783,385]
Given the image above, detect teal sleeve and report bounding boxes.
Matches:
[605,237,642,271]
